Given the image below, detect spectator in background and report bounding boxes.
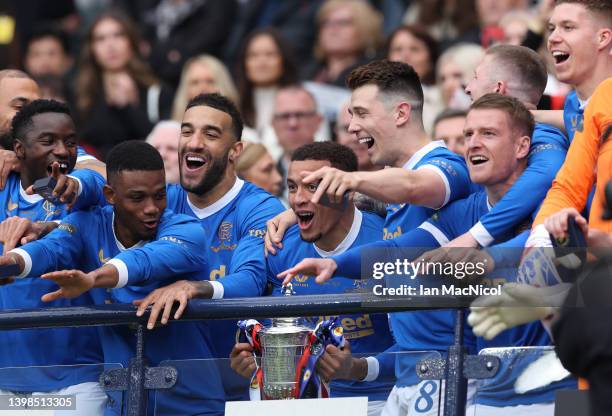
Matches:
[273,85,323,202]
[387,24,443,134]
[235,143,282,196]
[436,43,484,110]
[135,0,235,88]
[73,10,174,160]
[499,10,533,46]
[402,0,479,50]
[146,120,180,184]
[24,27,72,79]
[304,0,383,87]
[235,28,299,139]
[171,54,239,121]
[432,109,467,156]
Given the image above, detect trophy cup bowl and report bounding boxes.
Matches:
[258,317,312,400]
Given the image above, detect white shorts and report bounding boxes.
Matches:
[381,381,443,416]
[368,400,386,416]
[0,381,107,416]
[465,402,554,416]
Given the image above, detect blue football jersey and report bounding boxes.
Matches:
[383,141,471,240]
[267,210,395,401]
[18,204,225,415]
[471,123,569,246]
[166,179,284,401]
[0,171,105,392]
[563,90,584,141]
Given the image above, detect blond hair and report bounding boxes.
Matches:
[236,142,269,175]
[171,54,239,121]
[314,0,383,62]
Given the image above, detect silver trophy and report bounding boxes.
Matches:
[258,284,311,399]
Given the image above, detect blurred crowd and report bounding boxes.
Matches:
[0,0,566,199]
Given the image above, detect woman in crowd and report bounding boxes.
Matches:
[235,28,298,135]
[387,24,443,132]
[73,10,173,159]
[171,54,239,121]
[235,143,283,197]
[305,0,383,87]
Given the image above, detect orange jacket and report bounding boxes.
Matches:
[534,77,612,232]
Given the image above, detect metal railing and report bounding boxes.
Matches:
[0,293,497,416]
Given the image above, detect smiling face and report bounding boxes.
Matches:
[179,105,236,195]
[106,170,167,245]
[288,159,344,243]
[348,84,400,167]
[547,3,605,86]
[463,108,525,186]
[14,112,77,184]
[91,18,132,72]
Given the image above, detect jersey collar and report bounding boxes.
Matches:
[112,213,146,252]
[19,180,44,204]
[313,209,363,258]
[402,140,446,170]
[186,178,244,219]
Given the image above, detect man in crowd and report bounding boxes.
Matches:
[2,140,226,415]
[0,99,108,414]
[281,95,571,415]
[132,93,284,402]
[0,69,105,183]
[266,59,471,415]
[232,141,395,415]
[270,85,323,201]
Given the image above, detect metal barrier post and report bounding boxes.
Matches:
[444,308,468,416]
[125,324,148,416]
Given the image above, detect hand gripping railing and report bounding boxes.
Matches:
[0,293,499,416]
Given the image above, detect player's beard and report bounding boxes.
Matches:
[181,149,229,196]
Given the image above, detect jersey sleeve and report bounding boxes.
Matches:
[332,228,440,279]
[218,196,284,298]
[471,130,568,246]
[533,79,612,227]
[67,168,106,210]
[76,146,99,163]
[13,212,86,277]
[110,215,207,287]
[417,154,471,208]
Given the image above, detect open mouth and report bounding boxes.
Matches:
[47,161,69,175]
[142,219,159,230]
[469,155,489,166]
[551,51,570,65]
[296,211,315,229]
[184,154,207,171]
[358,136,375,149]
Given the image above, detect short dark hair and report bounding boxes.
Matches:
[106,140,164,184]
[26,26,70,55]
[470,93,535,139]
[11,99,71,149]
[185,93,243,140]
[291,142,358,172]
[347,60,424,120]
[555,0,612,24]
[433,109,468,130]
[485,45,548,104]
